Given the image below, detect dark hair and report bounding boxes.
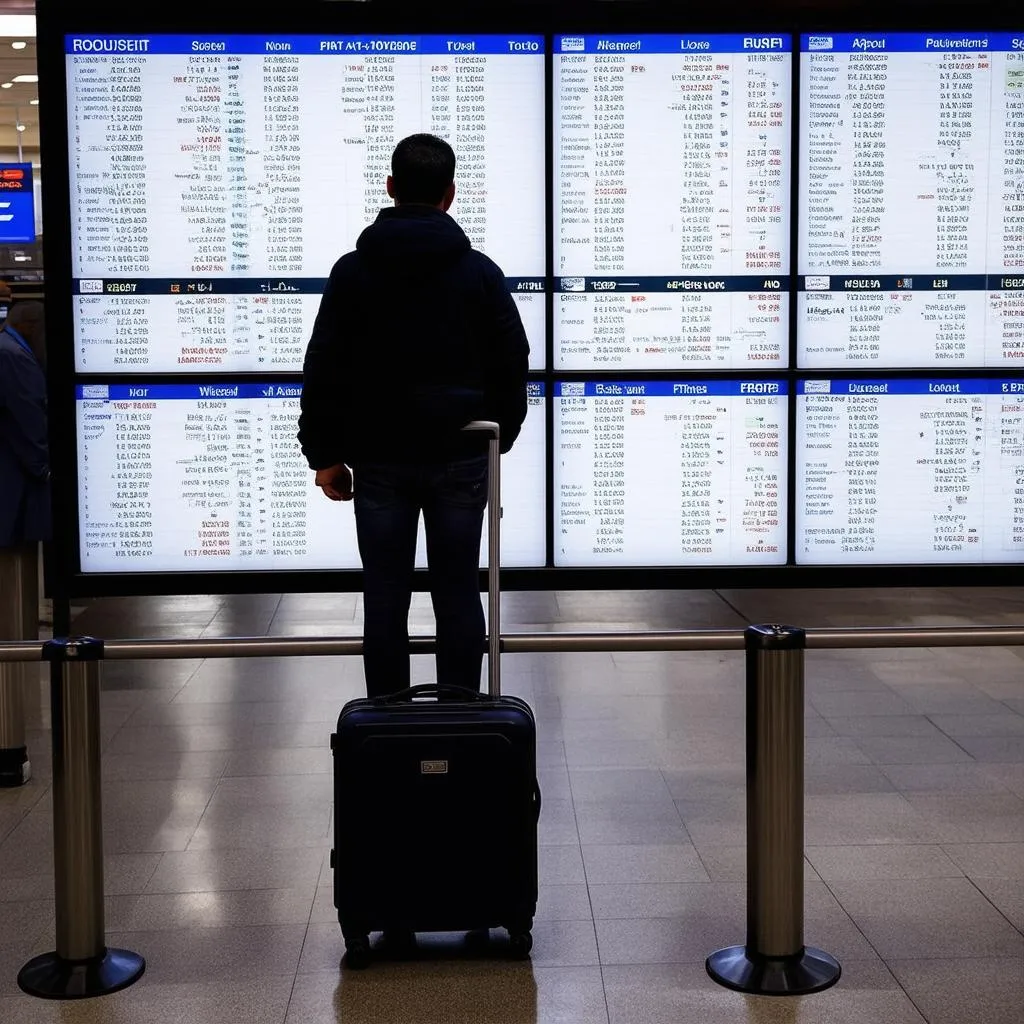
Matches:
[390,134,456,205]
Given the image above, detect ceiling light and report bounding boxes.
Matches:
[29,98,38,105]
[0,17,36,38]
[12,75,37,83]
[11,41,26,50]
[16,123,25,132]
[0,83,12,90]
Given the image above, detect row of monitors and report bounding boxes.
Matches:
[74,376,1024,574]
[61,29,1024,375]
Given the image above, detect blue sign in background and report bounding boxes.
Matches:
[556,381,789,397]
[801,32,1023,52]
[0,163,35,244]
[557,34,791,54]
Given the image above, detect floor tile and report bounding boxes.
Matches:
[0,975,296,1024]
[287,963,609,1024]
[573,801,688,845]
[941,843,1024,879]
[880,763,1013,794]
[688,846,820,883]
[889,957,1024,1024]
[927,714,1024,738]
[825,715,948,739]
[105,888,315,931]
[582,844,709,885]
[536,884,592,922]
[804,764,897,796]
[539,844,586,885]
[145,846,325,893]
[804,793,940,846]
[601,959,925,1024]
[970,878,1024,931]
[952,735,1024,762]
[805,844,963,881]
[901,794,1024,842]
[809,689,914,718]
[827,877,1024,959]
[853,734,974,765]
[569,769,674,804]
[104,924,306,985]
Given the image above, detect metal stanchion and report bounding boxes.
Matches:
[0,545,36,786]
[706,624,841,996]
[17,638,145,999]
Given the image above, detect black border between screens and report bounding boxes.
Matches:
[36,0,1024,598]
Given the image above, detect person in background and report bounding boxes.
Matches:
[298,133,529,698]
[0,301,51,558]
[0,280,13,323]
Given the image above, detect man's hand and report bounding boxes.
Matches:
[314,463,353,501]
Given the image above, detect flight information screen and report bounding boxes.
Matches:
[799,32,1024,368]
[554,379,787,566]
[554,33,791,371]
[76,381,546,573]
[796,377,1024,563]
[66,33,546,373]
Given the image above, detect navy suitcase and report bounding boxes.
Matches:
[330,422,540,967]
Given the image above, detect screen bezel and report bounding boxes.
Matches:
[39,0,1024,597]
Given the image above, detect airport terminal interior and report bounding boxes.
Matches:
[0,584,1022,1023]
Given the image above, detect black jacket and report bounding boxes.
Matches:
[0,328,51,547]
[298,205,530,469]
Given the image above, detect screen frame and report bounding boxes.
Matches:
[38,0,1024,598]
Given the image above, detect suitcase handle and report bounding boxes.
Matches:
[462,420,500,697]
[373,683,488,705]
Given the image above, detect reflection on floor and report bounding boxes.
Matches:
[1,587,1023,1023]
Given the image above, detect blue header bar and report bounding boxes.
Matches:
[557,34,791,55]
[77,383,303,400]
[557,381,789,398]
[65,34,545,56]
[78,381,549,400]
[798,379,1024,396]
[801,32,1021,53]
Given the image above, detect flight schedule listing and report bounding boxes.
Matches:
[555,379,787,566]
[799,33,1024,367]
[554,34,791,371]
[66,33,546,372]
[76,381,546,573]
[797,377,1024,564]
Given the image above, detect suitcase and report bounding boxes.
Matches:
[330,421,540,968]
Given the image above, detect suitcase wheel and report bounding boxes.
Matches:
[341,928,371,970]
[507,925,533,960]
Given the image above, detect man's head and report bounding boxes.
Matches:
[6,299,45,366]
[387,134,456,211]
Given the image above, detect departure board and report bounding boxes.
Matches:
[799,32,1024,368]
[797,377,1024,563]
[554,379,787,565]
[65,33,546,373]
[76,381,546,573]
[554,33,791,371]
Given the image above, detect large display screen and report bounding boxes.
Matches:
[798,32,1024,368]
[797,377,1024,563]
[44,10,1024,590]
[554,33,791,371]
[76,381,546,572]
[66,33,547,373]
[554,379,787,565]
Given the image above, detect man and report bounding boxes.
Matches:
[0,301,49,550]
[298,134,530,697]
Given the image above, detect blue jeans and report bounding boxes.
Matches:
[353,456,488,697]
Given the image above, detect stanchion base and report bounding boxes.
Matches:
[17,948,145,1000]
[706,945,841,996]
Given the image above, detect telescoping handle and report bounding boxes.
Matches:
[461,420,500,697]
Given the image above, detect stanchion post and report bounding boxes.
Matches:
[706,623,841,996]
[0,545,35,786]
[17,637,145,1000]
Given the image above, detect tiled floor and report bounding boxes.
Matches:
[1,587,1022,1022]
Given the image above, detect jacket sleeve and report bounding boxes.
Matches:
[0,348,49,479]
[482,267,530,455]
[297,264,352,470]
